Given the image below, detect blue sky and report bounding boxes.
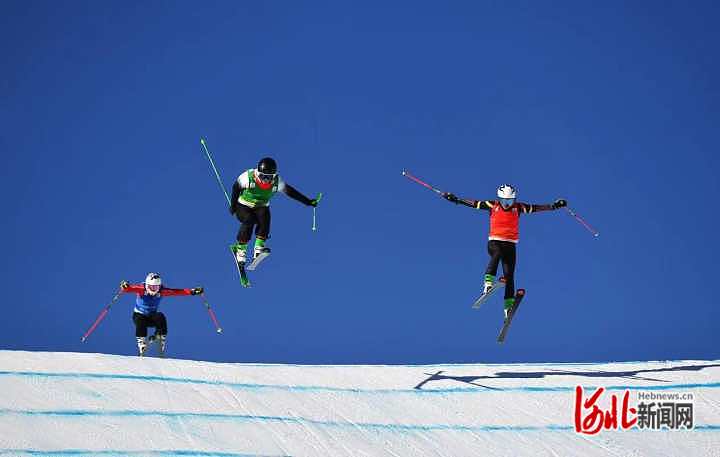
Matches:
[2,0,718,364]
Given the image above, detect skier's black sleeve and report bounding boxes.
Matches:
[520,203,554,213]
[471,201,555,213]
[455,198,478,208]
[282,183,314,206]
[230,181,241,211]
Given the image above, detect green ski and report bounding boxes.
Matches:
[229,246,251,288]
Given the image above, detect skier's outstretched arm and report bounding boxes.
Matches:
[521,199,567,213]
[160,287,204,297]
[119,281,144,294]
[441,192,480,209]
[281,182,318,207]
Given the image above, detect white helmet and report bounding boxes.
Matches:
[497,184,517,209]
[145,272,162,296]
[497,184,517,199]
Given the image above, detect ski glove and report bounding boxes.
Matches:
[229,205,237,216]
[120,280,129,290]
[552,199,568,209]
[309,198,319,207]
[191,287,204,295]
[442,192,459,204]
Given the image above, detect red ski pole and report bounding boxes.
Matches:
[199,293,223,334]
[565,207,599,237]
[402,170,444,195]
[81,290,122,342]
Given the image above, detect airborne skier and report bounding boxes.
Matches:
[120,273,203,356]
[442,185,567,318]
[229,157,319,268]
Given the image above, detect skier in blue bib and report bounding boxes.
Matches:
[120,272,202,356]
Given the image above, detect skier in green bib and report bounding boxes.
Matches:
[229,157,319,264]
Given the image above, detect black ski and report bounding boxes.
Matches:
[497,289,526,343]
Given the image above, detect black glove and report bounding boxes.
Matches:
[442,192,459,204]
[191,287,204,295]
[229,205,237,215]
[309,192,322,207]
[120,280,129,290]
[552,199,567,209]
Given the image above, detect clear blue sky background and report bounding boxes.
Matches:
[2,1,718,364]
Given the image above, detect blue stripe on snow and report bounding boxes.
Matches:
[0,370,718,394]
[1,409,718,433]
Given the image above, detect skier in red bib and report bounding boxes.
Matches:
[442,184,567,317]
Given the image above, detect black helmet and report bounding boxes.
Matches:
[257,157,277,175]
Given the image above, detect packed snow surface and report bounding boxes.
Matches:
[0,351,718,456]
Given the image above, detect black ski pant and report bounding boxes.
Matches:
[132,312,167,338]
[235,204,271,244]
[485,240,517,300]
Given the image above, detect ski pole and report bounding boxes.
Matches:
[565,207,599,237]
[401,170,444,195]
[312,192,323,231]
[200,138,231,206]
[199,292,223,334]
[81,290,122,342]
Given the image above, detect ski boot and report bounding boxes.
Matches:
[148,333,168,357]
[231,242,247,265]
[253,238,270,259]
[136,337,148,357]
[483,274,496,295]
[247,238,271,271]
[503,297,515,320]
[253,246,271,260]
[157,334,167,357]
[230,242,251,287]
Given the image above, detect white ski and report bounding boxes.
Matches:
[246,248,271,271]
[471,277,506,309]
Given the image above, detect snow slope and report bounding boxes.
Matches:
[0,351,718,456]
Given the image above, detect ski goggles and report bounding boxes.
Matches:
[146,284,161,293]
[257,172,276,183]
[499,198,515,208]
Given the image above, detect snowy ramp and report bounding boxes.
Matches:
[0,351,718,456]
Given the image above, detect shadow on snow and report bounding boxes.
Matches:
[413,363,720,390]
